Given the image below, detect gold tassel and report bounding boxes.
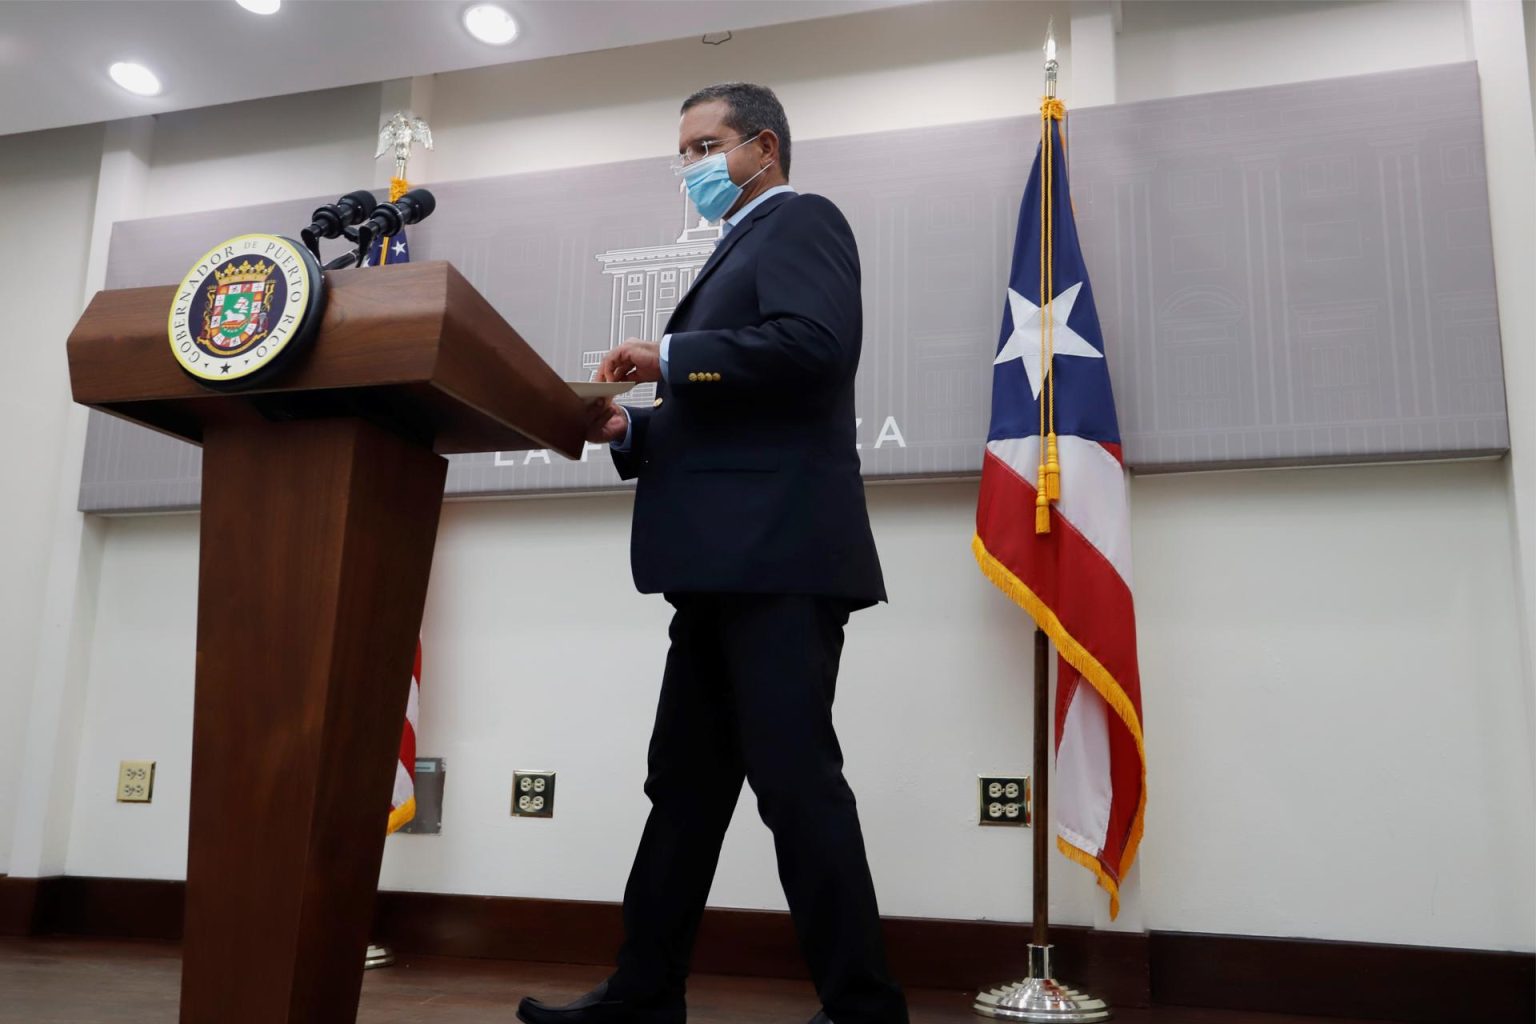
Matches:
[1035,476,1051,534]
[1044,433,1061,501]
[390,176,410,203]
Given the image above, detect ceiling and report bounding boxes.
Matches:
[0,0,919,138]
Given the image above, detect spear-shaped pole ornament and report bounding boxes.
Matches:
[1043,22,1059,99]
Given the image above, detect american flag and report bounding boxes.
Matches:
[370,183,421,836]
[973,101,1146,917]
[365,219,410,268]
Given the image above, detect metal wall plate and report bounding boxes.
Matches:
[117,760,156,803]
[398,757,444,835]
[511,770,555,818]
[979,776,1030,827]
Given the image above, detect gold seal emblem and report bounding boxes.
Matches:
[167,234,324,389]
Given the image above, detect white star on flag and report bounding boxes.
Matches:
[393,240,407,256]
[993,282,1103,400]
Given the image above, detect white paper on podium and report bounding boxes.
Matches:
[566,381,636,399]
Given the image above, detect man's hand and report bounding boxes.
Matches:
[598,338,662,383]
[586,399,629,444]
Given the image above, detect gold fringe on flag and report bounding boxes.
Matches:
[972,533,1147,918]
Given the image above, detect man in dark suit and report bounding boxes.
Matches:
[517,84,908,1024]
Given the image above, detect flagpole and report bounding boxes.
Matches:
[975,626,1108,1022]
[972,25,1109,1022]
[362,112,433,975]
[1032,628,1049,949]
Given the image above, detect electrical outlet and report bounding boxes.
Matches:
[117,761,156,803]
[511,770,555,818]
[978,776,1030,827]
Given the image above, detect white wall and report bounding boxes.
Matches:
[14,0,1536,954]
[1116,0,1469,102]
[1467,0,1536,876]
[0,122,102,874]
[1133,459,1531,949]
[142,84,381,218]
[63,514,196,880]
[1527,0,1535,126]
[427,0,1062,179]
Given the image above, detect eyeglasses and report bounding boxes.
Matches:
[670,134,754,175]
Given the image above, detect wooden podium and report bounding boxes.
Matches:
[66,262,586,1023]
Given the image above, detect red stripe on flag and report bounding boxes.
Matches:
[977,451,1141,696]
[400,641,420,785]
[386,640,421,835]
[975,447,1145,913]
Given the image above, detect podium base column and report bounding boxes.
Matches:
[180,417,446,1024]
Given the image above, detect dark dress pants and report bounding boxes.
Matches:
[611,594,908,1024]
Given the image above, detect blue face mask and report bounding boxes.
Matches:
[680,136,771,222]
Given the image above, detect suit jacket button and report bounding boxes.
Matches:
[653,397,664,408]
[688,372,699,382]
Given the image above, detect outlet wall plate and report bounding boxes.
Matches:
[117,760,156,803]
[511,770,555,818]
[978,775,1030,827]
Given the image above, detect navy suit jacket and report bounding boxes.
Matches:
[612,192,886,605]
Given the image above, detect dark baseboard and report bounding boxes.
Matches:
[0,876,41,936]
[1150,930,1535,1024]
[35,876,185,942]
[10,875,1534,1023]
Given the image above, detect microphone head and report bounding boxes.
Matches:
[399,188,436,223]
[337,189,378,223]
[307,190,381,239]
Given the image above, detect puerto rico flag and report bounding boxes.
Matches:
[973,105,1146,917]
[386,643,422,835]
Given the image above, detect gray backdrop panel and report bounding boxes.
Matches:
[80,61,1505,512]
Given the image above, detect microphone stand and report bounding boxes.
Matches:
[319,225,371,272]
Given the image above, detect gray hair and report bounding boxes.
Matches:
[681,82,792,178]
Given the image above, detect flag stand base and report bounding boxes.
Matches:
[364,944,396,970]
[973,945,1111,1022]
[971,631,1114,1022]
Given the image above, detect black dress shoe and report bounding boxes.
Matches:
[516,979,685,1024]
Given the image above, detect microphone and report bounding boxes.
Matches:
[361,188,436,239]
[302,190,377,256]
[304,190,377,239]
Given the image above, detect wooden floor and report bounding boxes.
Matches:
[0,937,1399,1024]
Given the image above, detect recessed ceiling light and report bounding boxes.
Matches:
[464,3,518,46]
[236,0,282,13]
[109,62,162,97]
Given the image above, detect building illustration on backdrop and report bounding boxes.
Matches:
[589,189,722,406]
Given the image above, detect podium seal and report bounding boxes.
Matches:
[167,233,325,389]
